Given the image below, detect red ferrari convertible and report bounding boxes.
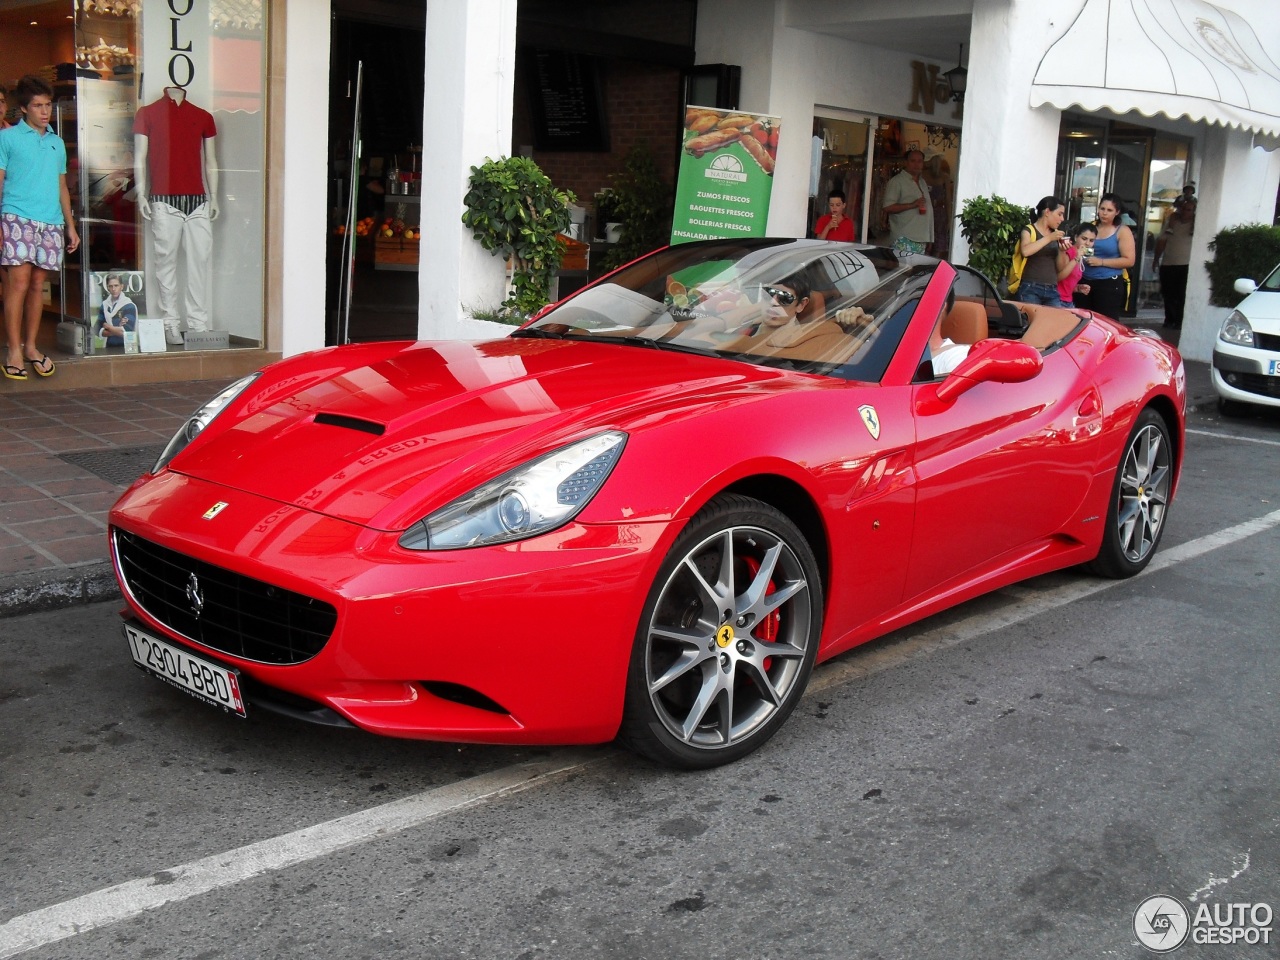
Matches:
[108,239,1185,768]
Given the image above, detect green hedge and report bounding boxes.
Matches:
[1206,223,1280,307]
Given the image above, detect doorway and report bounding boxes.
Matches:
[1056,115,1194,318]
[811,111,960,259]
[327,10,425,345]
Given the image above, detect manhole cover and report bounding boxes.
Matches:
[60,445,166,486]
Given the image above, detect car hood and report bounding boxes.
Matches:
[1238,289,1280,333]
[170,337,796,530]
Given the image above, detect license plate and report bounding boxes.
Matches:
[125,623,247,717]
[1269,359,1280,376]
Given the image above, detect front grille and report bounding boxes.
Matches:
[113,529,338,664]
[1228,372,1280,399]
[1255,332,1280,352]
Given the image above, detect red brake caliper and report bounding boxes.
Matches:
[742,556,779,670]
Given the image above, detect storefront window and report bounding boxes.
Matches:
[812,114,959,260]
[72,0,266,355]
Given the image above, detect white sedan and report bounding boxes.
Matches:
[1213,265,1280,415]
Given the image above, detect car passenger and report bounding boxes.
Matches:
[927,301,971,376]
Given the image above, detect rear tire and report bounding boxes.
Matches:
[618,494,822,769]
[1087,408,1173,579]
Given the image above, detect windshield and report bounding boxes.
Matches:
[1262,262,1280,291]
[517,239,942,381]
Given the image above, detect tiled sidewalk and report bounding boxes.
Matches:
[0,378,232,616]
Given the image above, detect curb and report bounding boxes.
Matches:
[0,563,121,619]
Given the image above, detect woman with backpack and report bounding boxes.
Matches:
[1011,196,1070,307]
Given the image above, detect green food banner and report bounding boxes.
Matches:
[671,106,781,244]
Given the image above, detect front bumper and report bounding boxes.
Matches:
[1212,348,1280,408]
[109,471,673,744]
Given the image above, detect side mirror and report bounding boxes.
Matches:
[1234,278,1258,296]
[922,338,1044,410]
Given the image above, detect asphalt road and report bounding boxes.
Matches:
[2,404,1278,960]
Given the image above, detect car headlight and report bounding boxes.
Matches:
[398,431,627,550]
[152,373,261,473]
[1219,310,1256,347]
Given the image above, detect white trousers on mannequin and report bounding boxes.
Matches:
[150,201,213,336]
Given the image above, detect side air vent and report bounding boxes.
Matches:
[313,413,386,435]
[420,681,511,715]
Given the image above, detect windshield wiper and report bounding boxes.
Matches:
[600,335,662,349]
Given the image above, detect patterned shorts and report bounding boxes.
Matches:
[0,213,64,270]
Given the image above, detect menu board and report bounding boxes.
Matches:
[525,50,609,152]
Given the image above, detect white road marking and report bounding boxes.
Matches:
[3,508,1279,957]
[1187,426,1280,447]
[0,752,605,959]
[810,508,1280,693]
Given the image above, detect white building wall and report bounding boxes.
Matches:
[951,0,1065,262]
[419,0,519,340]
[280,1,332,357]
[1182,127,1280,361]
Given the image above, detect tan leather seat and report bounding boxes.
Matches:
[941,299,988,344]
[1019,303,1080,349]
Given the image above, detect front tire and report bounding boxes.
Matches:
[1087,408,1173,579]
[619,495,823,769]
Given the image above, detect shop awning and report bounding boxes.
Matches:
[1030,0,1280,148]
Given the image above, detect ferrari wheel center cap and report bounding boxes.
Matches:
[715,624,735,648]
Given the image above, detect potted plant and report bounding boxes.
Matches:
[461,156,577,321]
[601,146,673,270]
[956,194,1031,293]
[594,188,622,242]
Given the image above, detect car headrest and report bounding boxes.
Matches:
[799,290,827,322]
[941,300,988,344]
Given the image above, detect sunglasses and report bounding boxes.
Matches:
[761,285,798,306]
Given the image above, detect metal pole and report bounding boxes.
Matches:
[338,61,364,346]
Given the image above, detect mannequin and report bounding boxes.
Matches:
[133,86,219,345]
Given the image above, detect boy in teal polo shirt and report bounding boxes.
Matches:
[0,75,80,381]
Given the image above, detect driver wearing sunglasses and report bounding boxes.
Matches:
[723,272,853,363]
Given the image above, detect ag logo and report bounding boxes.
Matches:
[1134,895,1190,953]
[858,404,881,440]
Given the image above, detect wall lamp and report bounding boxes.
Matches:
[944,43,968,103]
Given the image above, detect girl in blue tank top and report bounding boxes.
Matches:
[1078,193,1135,318]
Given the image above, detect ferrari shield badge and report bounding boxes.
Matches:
[203,501,229,520]
[858,404,881,441]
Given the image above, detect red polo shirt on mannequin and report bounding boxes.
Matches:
[133,90,217,195]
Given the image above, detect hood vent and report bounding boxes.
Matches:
[313,413,386,436]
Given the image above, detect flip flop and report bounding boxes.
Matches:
[26,354,55,377]
[3,363,28,382]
